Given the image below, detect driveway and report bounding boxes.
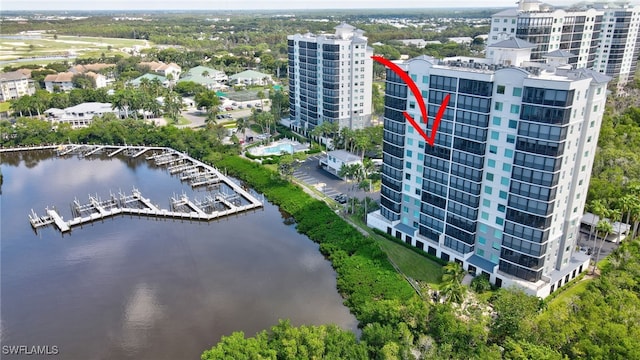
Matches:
[577,231,620,260]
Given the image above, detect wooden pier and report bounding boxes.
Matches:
[30,187,262,233]
[19,144,264,234]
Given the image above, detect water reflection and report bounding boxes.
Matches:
[1,151,358,359]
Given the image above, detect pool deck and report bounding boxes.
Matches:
[248,140,309,157]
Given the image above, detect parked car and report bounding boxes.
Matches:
[334,194,347,204]
[246,104,252,108]
[225,107,233,111]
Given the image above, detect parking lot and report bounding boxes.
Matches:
[576,231,620,260]
[292,154,380,203]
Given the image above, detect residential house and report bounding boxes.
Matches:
[85,72,107,89]
[139,61,181,80]
[44,72,75,92]
[44,102,119,127]
[178,65,228,90]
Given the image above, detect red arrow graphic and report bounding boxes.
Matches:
[372,55,450,147]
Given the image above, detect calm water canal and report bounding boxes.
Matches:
[0,150,358,359]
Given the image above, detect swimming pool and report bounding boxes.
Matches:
[264,143,294,155]
[248,140,309,157]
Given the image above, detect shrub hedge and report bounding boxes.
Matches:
[216,156,423,323]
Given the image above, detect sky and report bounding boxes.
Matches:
[3,0,583,11]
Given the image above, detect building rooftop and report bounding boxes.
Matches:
[129,73,167,86]
[179,65,226,85]
[0,70,30,81]
[567,68,612,84]
[327,149,361,163]
[44,72,74,82]
[65,102,114,114]
[488,37,536,49]
[492,8,519,16]
[544,49,576,58]
[140,61,181,72]
[229,70,271,80]
[70,63,115,74]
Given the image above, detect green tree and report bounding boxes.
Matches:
[489,288,541,344]
[71,73,96,89]
[278,154,296,180]
[593,219,614,274]
[201,331,276,360]
[163,90,183,123]
[195,90,221,124]
[470,274,491,293]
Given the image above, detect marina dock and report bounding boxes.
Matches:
[19,144,264,233]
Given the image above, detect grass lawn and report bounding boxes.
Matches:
[0,102,11,112]
[374,235,444,286]
[0,34,148,66]
[349,216,444,286]
[547,278,591,308]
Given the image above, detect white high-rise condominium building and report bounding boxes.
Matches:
[367,39,611,298]
[592,2,640,85]
[489,1,640,85]
[287,23,373,132]
[488,0,604,69]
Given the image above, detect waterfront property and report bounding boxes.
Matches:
[44,102,119,127]
[287,23,374,132]
[247,139,309,157]
[4,144,263,233]
[368,39,609,298]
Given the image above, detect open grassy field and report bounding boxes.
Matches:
[0,34,149,67]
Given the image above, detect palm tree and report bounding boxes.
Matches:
[589,200,608,252]
[441,262,466,304]
[163,90,183,123]
[341,127,356,152]
[609,208,622,243]
[354,130,370,159]
[593,219,614,274]
[236,117,247,137]
[256,90,265,109]
[620,195,637,231]
[111,89,131,119]
[630,202,640,240]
